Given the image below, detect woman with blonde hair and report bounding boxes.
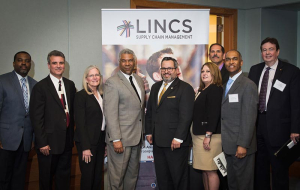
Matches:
[74,65,106,189]
[191,62,223,190]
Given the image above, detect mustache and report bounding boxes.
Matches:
[212,55,219,58]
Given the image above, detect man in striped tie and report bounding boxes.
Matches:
[0,51,37,190]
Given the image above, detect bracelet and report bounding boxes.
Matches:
[205,134,211,138]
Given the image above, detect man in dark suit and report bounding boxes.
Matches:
[209,43,229,84]
[104,49,145,190]
[222,50,258,190]
[248,37,300,190]
[30,50,76,190]
[0,51,37,190]
[145,57,194,190]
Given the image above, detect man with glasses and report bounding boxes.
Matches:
[104,48,145,190]
[145,57,194,189]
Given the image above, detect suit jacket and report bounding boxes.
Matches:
[221,74,258,155]
[220,64,229,85]
[248,60,300,147]
[0,71,37,151]
[192,84,223,135]
[74,89,104,150]
[30,75,76,154]
[145,77,194,147]
[103,71,145,147]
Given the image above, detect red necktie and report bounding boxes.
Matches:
[59,80,70,127]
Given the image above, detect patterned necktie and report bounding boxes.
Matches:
[225,78,234,97]
[259,67,271,112]
[59,80,70,127]
[158,83,168,105]
[129,76,141,102]
[21,78,29,114]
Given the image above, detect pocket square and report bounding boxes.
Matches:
[167,96,176,98]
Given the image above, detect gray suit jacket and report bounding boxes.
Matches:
[104,71,145,147]
[221,73,258,155]
[0,71,37,151]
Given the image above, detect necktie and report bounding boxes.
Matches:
[58,80,70,127]
[259,67,271,112]
[21,78,29,114]
[158,83,168,105]
[225,78,234,97]
[129,76,141,102]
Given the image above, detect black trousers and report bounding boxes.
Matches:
[0,140,29,190]
[255,113,289,190]
[153,141,189,190]
[75,131,106,190]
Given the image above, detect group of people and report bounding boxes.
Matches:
[0,37,299,190]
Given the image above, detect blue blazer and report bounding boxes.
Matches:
[0,71,37,151]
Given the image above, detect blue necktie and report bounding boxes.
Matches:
[21,78,29,114]
[225,78,234,97]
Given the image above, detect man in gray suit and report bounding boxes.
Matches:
[221,50,258,190]
[0,51,37,190]
[104,48,145,190]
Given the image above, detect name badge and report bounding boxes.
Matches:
[229,94,239,103]
[273,80,286,92]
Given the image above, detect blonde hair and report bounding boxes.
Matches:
[82,65,103,95]
[199,62,222,90]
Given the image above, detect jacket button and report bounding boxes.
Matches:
[21,126,24,128]
[221,118,224,120]
[64,119,66,122]
[140,119,141,121]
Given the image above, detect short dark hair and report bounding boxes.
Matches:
[47,50,65,63]
[209,43,225,54]
[225,50,243,60]
[260,37,280,51]
[14,51,31,62]
[161,57,178,68]
[146,48,173,81]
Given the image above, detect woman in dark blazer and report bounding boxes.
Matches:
[74,65,106,190]
[191,62,223,190]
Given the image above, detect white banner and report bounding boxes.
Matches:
[102,9,209,45]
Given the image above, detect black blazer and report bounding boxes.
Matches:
[221,64,229,85]
[74,89,104,150]
[30,75,76,154]
[192,84,223,135]
[145,77,194,147]
[248,60,300,147]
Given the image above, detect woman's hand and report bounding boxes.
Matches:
[203,137,211,151]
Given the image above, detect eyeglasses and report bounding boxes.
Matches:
[87,74,101,78]
[120,59,134,64]
[160,67,177,72]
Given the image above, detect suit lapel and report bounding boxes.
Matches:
[63,78,71,111]
[133,73,145,104]
[157,78,179,108]
[47,75,64,110]
[268,60,284,99]
[222,74,243,104]
[153,81,163,108]
[254,64,265,86]
[118,71,140,103]
[10,71,25,109]
[88,93,103,113]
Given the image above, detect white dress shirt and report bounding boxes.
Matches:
[120,71,142,100]
[94,91,106,131]
[15,72,30,101]
[258,60,278,110]
[49,74,69,112]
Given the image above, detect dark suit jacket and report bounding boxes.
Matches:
[221,64,229,85]
[221,74,258,155]
[145,77,194,147]
[30,75,76,154]
[192,84,223,135]
[74,89,104,150]
[0,71,37,151]
[248,60,300,147]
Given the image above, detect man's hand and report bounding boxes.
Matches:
[235,146,247,159]
[290,133,300,144]
[113,141,124,154]
[40,145,51,156]
[0,141,3,149]
[146,135,153,145]
[82,149,93,163]
[171,139,181,151]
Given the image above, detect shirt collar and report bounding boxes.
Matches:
[120,70,133,80]
[50,73,63,84]
[14,71,28,81]
[218,62,224,70]
[230,70,243,81]
[264,59,278,70]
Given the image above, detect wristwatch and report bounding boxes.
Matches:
[205,134,211,138]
